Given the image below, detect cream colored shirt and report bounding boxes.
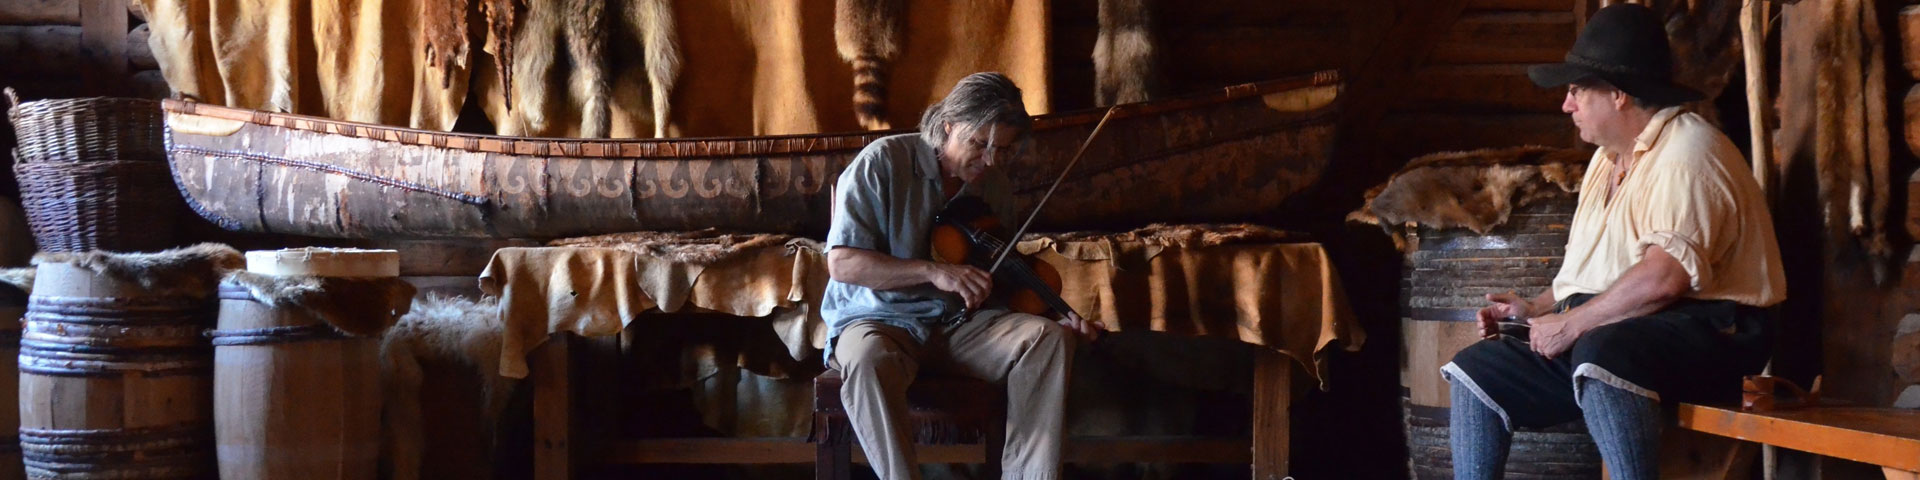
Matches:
[1552,107,1785,307]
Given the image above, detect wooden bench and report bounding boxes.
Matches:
[811,370,1007,480]
[1675,402,1920,479]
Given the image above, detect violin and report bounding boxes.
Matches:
[923,106,1123,322]
[930,195,1076,319]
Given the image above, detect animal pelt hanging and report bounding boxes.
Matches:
[381,295,514,480]
[32,243,244,299]
[220,271,417,337]
[835,0,907,130]
[421,0,475,89]
[1348,146,1591,251]
[495,0,680,138]
[1640,0,1744,123]
[1809,0,1893,262]
[1093,0,1160,106]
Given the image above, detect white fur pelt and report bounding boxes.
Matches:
[0,267,33,294]
[381,295,514,480]
[32,243,243,299]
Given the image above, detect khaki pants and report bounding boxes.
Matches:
[830,312,1073,480]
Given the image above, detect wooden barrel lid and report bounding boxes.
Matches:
[244,248,399,277]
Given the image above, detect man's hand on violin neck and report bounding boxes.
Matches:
[926,262,992,309]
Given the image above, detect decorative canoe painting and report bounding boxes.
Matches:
[163,70,1342,239]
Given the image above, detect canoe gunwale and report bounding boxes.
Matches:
[160,71,1342,160]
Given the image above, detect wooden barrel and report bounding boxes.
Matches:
[1400,199,1603,480]
[18,263,214,479]
[0,283,25,480]
[211,249,396,480]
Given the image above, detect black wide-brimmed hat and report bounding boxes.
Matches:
[1528,4,1702,105]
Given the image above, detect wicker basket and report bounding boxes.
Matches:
[13,160,180,253]
[5,89,165,164]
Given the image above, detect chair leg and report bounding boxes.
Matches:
[816,414,852,480]
[984,419,1006,479]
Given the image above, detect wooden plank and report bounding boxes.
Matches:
[1402,319,1483,407]
[1431,11,1576,65]
[1403,64,1566,113]
[1252,349,1291,480]
[604,436,1254,465]
[533,334,573,480]
[1674,403,1920,472]
[79,0,128,95]
[1905,85,1920,160]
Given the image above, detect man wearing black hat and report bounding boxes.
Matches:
[1439,4,1785,479]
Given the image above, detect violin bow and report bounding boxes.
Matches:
[985,105,1124,276]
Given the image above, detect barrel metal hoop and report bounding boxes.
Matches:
[18,346,211,377]
[207,324,347,346]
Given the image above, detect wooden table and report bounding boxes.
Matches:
[480,228,1361,480]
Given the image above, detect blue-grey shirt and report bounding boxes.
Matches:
[821,133,1014,362]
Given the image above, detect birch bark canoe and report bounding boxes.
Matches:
[164,70,1342,239]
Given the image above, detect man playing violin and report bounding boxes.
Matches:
[822,72,1104,480]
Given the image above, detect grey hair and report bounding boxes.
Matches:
[919,72,1033,150]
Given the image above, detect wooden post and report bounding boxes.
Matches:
[533,334,574,480]
[1251,349,1292,480]
[1744,0,1773,202]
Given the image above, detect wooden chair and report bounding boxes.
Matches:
[811,370,1007,480]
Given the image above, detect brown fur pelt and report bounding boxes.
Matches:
[381,294,513,480]
[624,0,680,138]
[548,229,796,264]
[32,243,243,300]
[497,0,679,138]
[221,272,418,337]
[1808,0,1893,263]
[835,0,907,130]
[421,0,474,88]
[1094,0,1159,106]
[1347,146,1591,250]
[1642,0,1743,122]
[481,0,519,106]
[1034,224,1303,249]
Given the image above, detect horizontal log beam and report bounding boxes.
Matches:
[0,25,151,75]
[1431,11,1576,65]
[1376,112,1578,160]
[0,0,144,26]
[1402,64,1566,113]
